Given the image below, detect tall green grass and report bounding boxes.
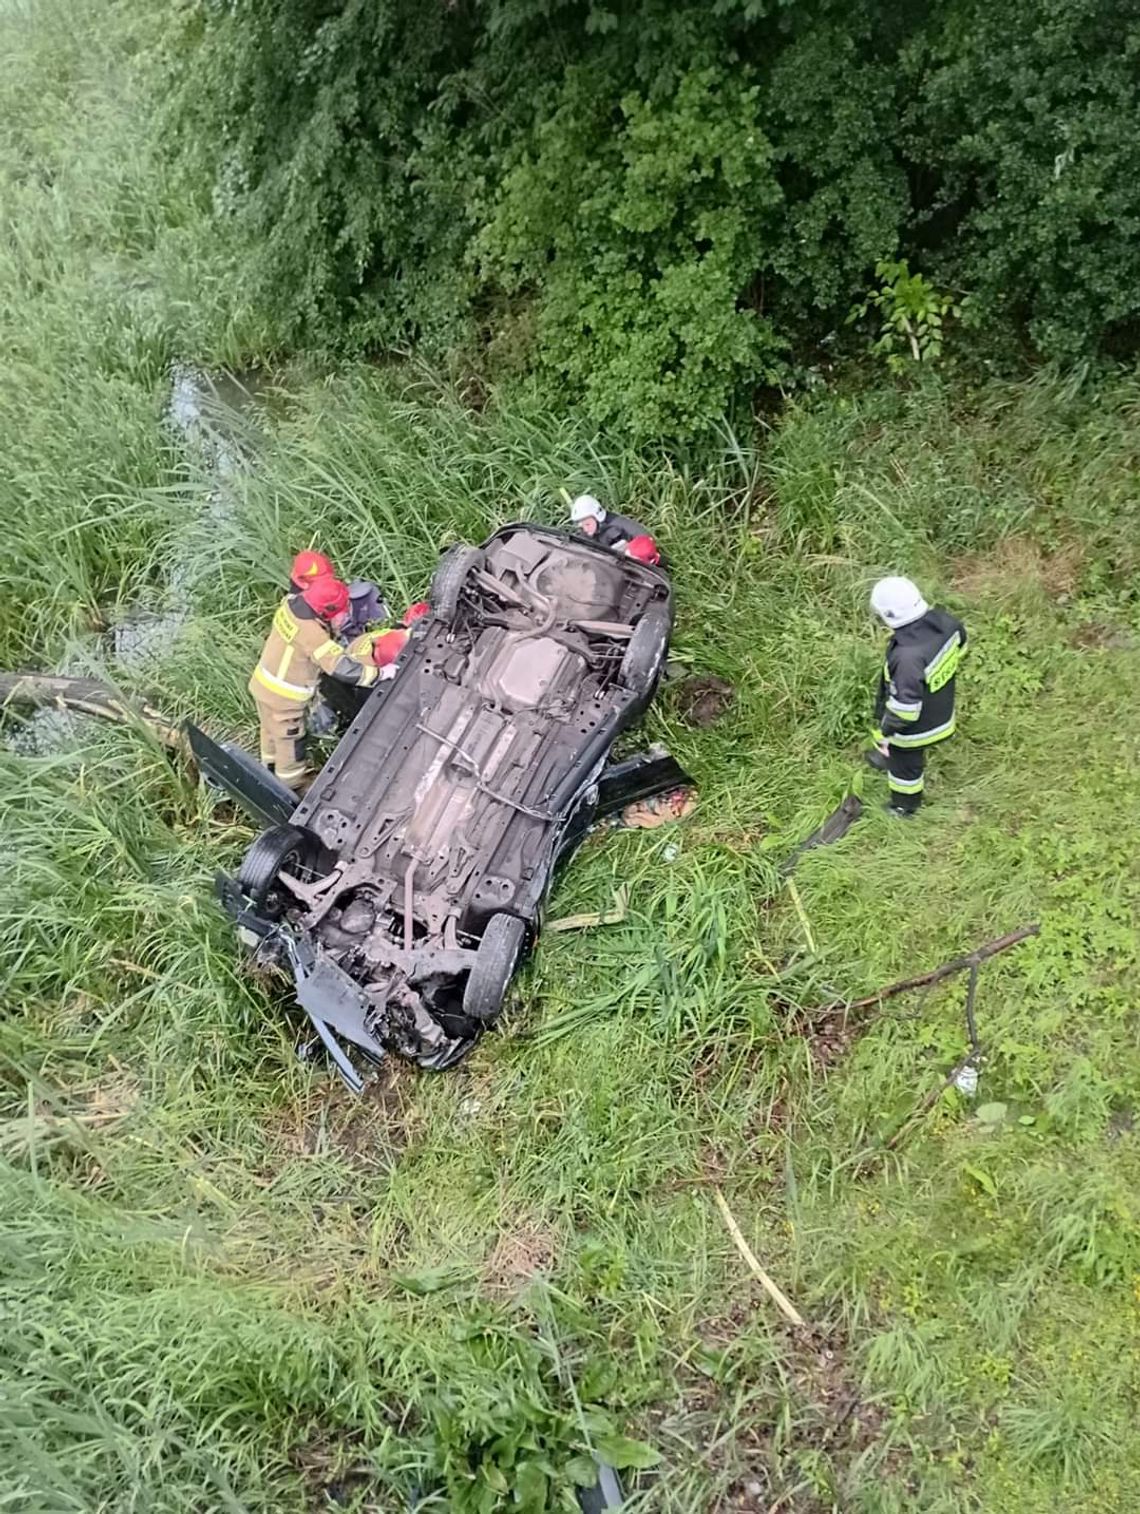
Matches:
[5,360,1140,1508]
[0,0,262,667]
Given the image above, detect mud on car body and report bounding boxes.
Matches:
[209,524,684,1087]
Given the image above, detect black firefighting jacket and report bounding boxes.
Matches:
[595,510,649,549]
[875,607,968,747]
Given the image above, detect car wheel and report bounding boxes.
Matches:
[430,544,484,625]
[462,913,527,1022]
[236,824,322,918]
[619,602,671,695]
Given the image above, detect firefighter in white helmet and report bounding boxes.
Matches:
[569,493,650,552]
[866,577,968,817]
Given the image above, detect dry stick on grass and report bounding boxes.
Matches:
[545,884,630,933]
[804,924,1041,1019]
[713,1187,806,1328]
[785,877,817,955]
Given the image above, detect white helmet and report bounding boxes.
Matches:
[570,493,605,524]
[870,576,929,628]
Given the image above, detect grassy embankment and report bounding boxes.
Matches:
[2,3,1140,1510]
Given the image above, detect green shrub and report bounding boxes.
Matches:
[162,0,1140,441]
[480,64,785,442]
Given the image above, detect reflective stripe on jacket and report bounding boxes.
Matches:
[875,606,968,746]
[250,594,378,707]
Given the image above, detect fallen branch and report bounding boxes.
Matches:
[804,924,1040,1019]
[713,1187,805,1327]
[0,672,182,749]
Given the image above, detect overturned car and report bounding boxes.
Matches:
[203,524,684,1086]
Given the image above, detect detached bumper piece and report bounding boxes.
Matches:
[282,932,384,1093]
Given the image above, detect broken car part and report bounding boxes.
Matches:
[216,524,685,1086]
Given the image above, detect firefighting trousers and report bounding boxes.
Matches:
[886,744,925,812]
[253,698,308,790]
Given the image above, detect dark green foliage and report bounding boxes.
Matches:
[480,64,786,439]
[165,0,479,354]
[911,0,1140,360]
[166,0,1140,440]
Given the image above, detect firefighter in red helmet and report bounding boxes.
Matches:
[249,573,378,792]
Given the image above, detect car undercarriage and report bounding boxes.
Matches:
[211,525,682,1085]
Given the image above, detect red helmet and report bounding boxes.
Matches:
[625,534,660,566]
[402,600,430,627]
[291,549,334,587]
[372,628,410,667]
[301,574,350,620]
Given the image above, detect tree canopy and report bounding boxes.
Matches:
[166,0,1140,441]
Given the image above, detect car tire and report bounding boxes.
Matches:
[430,544,484,625]
[462,912,527,1022]
[619,602,671,695]
[236,824,321,917]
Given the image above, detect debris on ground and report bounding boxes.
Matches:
[954,1063,980,1097]
[546,884,630,933]
[713,1187,805,1327]
[616,786,696,828]
[782,792,863,872]
[670,673,734,727]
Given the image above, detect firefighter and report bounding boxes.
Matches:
[569,493,650,551]
[290,549,335,589]
[291,554,394,642]
[866,577,968,817]
[249,574,379,791]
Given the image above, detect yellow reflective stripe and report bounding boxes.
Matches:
[357,664,379,687]
[273,604,299,642]
[886,697,921,721]
[253,665,315,701]
[889,773,925,793]
[279,645,294,680]
[927,648,961,693]
[924,633,959,678]
[925,634,962,692]
[890,718,955,749]
[313,639,342,660]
